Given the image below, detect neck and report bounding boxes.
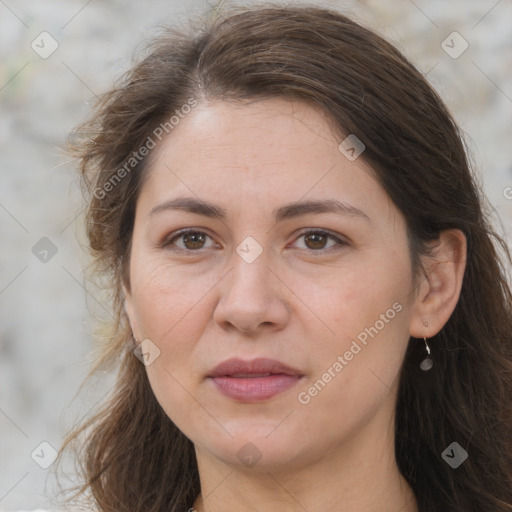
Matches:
[191,398,418,512]
[192,470,417,512]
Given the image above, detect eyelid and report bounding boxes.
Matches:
[161,228,218,251]
[290,228,348,251]
[161,227,348,253]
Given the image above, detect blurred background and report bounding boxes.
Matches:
[1,0,511,509]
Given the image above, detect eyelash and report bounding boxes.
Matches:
[161,228,348,254]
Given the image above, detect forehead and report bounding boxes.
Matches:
[137,98,396,226]
[153,98,340,165]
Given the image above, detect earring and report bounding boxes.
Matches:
[419,321,433,371]
[420,337,433,371]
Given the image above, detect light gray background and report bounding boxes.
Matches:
[1,0,511,510]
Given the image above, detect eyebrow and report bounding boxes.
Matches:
[149,197,371,223]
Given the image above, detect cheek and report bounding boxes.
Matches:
[293,250,412,394]
[291,280,411,449]
[129,260,213,426]
[128,257,224,396]
[130,256,209,338]
[293,250,409,339]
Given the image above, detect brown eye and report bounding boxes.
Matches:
[163,230,216,252]
[181,231,207,250]
[304,232,328,250]
[293,230,347,252]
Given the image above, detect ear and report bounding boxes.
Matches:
[409,229,467,338]
[122,282,140,341]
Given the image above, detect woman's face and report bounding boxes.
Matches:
[124,98,421,472]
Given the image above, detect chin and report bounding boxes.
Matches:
[195,421,316,471]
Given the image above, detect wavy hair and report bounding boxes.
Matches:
[53,3,512,511]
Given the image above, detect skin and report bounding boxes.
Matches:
[123,97,466,512]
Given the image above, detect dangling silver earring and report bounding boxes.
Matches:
[419,321,433,371]
[420,336,433,371]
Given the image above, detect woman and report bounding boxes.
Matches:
[54,3,512,512]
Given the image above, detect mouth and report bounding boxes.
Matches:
[207,357,304,402]
[228,373,274,378]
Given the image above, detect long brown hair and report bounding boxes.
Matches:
[53,3,512,511]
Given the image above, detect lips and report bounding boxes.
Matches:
[208,357,304,402]
[208,357,303,378]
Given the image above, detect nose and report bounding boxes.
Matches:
[213,248,290,336]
